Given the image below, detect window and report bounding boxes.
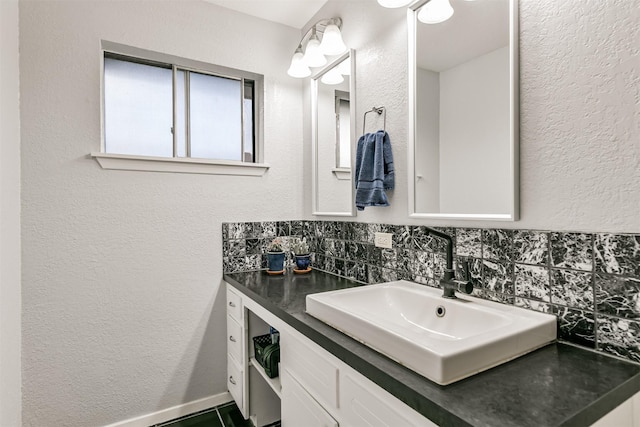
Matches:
[94,41,267,175]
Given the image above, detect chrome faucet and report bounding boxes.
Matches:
[423,227,474,299]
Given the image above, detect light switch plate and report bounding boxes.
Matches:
[374,232,393,249]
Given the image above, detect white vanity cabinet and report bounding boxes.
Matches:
[226,284,282,426]
[281,326,640,427]
[226,282,437,426]
[281,327,436,427]
[226,287,248,418]
[280,328,339,413]
[226,282,637,427]
[281,368,338,427]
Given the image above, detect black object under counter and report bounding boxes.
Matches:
[224,270,640,427]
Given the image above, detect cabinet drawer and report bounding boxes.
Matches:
[281,331,338,410]
[282,369,338,427]
[226,287,242,322]
[227,315,243,363]
[227,355,244,411]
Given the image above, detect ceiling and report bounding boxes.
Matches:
[203,0,329,29]
[417,0,509,71]
[202,0,508,71]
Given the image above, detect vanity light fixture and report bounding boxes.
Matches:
[319,22,347,55]
[377,0,414,7]
[287,45,311,78]
[303,27,327,67]
[320,68,344,85]
[287,17,347,78]
[418,0,454,24]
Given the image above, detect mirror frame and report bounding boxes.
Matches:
[311,49,357,217]
[407,0,520,221]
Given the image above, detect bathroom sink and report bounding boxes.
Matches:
[306,280,556,385]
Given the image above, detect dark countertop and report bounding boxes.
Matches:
[224,270,640,427]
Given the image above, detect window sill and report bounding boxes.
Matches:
[332,168,352,181]
[90,153,270,176]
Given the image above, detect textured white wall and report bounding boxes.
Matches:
[306,0,640,233]
[15,0,640,424]
[20,1,303,426]
[0,0,22,425]
[517,0,639,233]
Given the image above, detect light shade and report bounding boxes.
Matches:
[377,0,413,8]
[418,0,454,24]
[287,46,311,78]
[319,23,347,56]
[303,29,327,68]
[320,68,344,85]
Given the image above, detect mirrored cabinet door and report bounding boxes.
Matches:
[312,50,356,216]
[408,0,519,220]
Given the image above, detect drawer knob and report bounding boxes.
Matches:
[229,335,236,342]
[229,376,237,385]
[228,301,236,308]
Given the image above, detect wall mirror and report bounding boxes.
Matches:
[312,50,356,216]
[408,0,519,220]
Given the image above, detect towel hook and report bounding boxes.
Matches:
[363,106,386,135]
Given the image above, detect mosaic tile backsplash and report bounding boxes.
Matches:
[222,221,640,363]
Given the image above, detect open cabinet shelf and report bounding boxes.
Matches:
[249,357,282,398]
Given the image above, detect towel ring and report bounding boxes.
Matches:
[363,106,386,135]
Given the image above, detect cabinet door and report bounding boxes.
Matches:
[281,330,339,411]
[282,369,338,427]
[340,372,436,427]
[226,284,247,418]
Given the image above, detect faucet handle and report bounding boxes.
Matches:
[452,279,473,295]
[462,260,471,281]
[456,258,472,281]
[457,259,477,293]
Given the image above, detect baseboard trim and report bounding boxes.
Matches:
[104,391,233,427]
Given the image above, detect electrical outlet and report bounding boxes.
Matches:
[374,232,393,249]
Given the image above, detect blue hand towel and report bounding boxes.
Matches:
[355,130,395,211]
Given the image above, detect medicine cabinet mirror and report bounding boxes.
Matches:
[408,0,519,220]
[312,50,356,216]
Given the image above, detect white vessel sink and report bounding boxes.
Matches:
[306,280,557,385]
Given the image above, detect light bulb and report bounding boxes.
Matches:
[321,68,344,85]
[418,0,454,24]
[319,23,347,56]
[287,46,311,78]
[303,29,327,68]
[377,0,413,8]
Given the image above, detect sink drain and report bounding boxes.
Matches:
[436,305,446,317]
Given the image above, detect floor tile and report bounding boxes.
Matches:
[217,402,253,427]
[160,408,223,427]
